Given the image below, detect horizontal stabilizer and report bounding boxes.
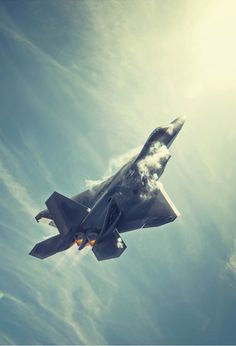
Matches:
[46,192,89,235]
[92,229,127,261]
[29,235,72,259]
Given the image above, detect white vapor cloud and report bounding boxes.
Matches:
[108,146,142,174]
[85,145,142,189]
[137,143,171,198]
[85,178,105,190]
[85,140,171,202]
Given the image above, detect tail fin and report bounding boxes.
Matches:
[45,192,89,235]
[29,235,72,259]
[92,229,127,261]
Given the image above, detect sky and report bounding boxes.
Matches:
[0,0,236,344]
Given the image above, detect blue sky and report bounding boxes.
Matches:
[0,0,236,344]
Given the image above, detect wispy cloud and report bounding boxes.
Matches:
[0,289,23,305]
[137,144,171,196]
[85,145,142,189]
[108,145,142,174]
[17,132,56,189]
[0,160,37,217]
[225,235,236,275]
[1,1,236,344]
[226,252,236,274]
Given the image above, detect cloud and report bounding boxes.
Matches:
[226,253,236,273]
[0,160,37,217]
[85,139,172,205]
[225,237,236,275]
[0,332,15,345]
[0,1,235,344]
[108,146,142,174]
[17,132,56,189]
[85,178,105,189]
[137,144,171,197]
[0,290,23,305]
[85,145,142,189]
[85,140,171,201]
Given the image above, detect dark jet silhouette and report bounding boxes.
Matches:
[30,117,185,261]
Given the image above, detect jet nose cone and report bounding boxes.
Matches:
[178,115,186,123]
[171,116,186,127]
[165,116,186,141]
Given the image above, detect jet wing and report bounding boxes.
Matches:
[117,184,180,233]
[35,191,91,230]
[45,191,89,235]
[35,175,116,225]
[29,235,73,259]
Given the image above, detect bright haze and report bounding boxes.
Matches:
[0,0,235,344]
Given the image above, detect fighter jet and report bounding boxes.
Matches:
[29,116,185,261]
